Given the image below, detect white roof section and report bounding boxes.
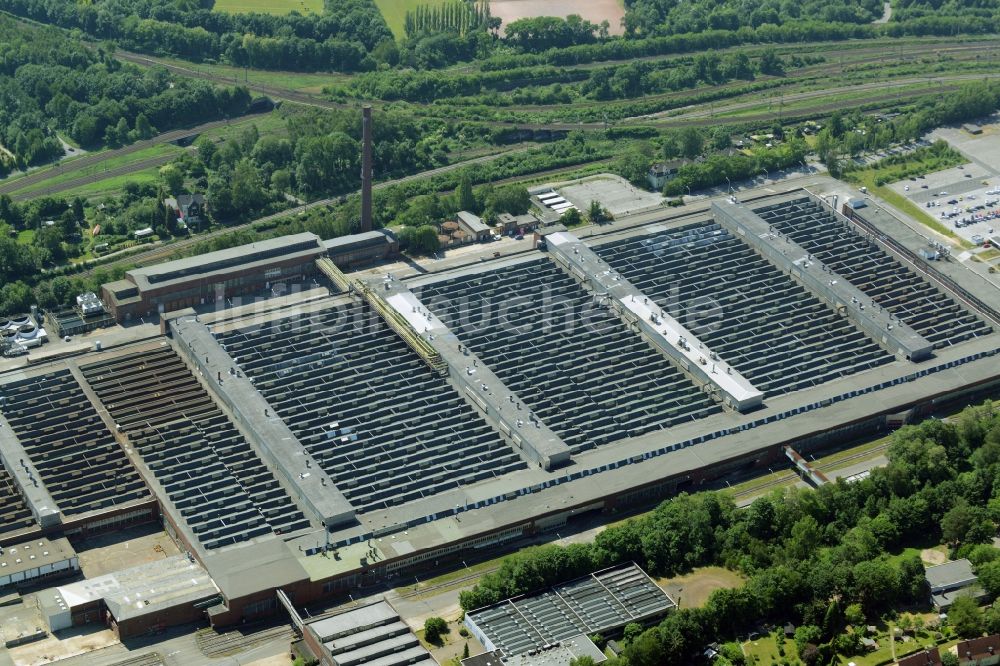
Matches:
[546,231,763,411]
[385,290,445,334]
[54,554,218,622]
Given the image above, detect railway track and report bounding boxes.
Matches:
[503,72,1000,131]
[107,653,165,666]
[397,567,499,600]
[115,36,1000,134]
[0,113,265,197]
[195,624,295,658]
[115,51,359,113]
[9,151,181,202]
[497,40,1000,115]
[730,441,892,499]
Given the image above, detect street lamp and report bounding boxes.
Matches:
[725,175,732,193]
[685,185,692,197]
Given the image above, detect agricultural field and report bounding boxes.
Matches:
[489,0,625,35]
[214,0,323,15]
[376,0,451,37]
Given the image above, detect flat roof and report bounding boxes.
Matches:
[925,559,977,590]
[126,232,324,292]
[932,584,986,609]
[457,211,490,234]
[306,599,434,665]
[0,415,61,528]
[55,554,218,622]
[504,635,607,665]
[466,563,673,656]
[323,230,395,253]
[0,537,75,578]
[201,537,307,601]
[309,600,398,641]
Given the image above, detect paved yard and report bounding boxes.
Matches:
[73,523,179,579]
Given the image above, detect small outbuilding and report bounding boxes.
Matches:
[456,211,491,242]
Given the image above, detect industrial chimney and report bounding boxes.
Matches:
[361,105,373,233]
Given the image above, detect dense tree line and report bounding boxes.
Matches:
[579,50,804,101]
[339,66,590,103]
[1,0,392,72]
[893,0,1000,24]
[816,80,1000,176]
[404,0,494,39]
[0,15,251,175]
[478,18,996,72]
[622,0,884,37]
[6,0,997,76]
[460,400,1000,665]
[503,15,607,52]
[336,49,809,106]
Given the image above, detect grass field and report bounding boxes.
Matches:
[744,633,798,663]
[376,0,450,38]
[214,0,323,15]
[145,56,346,93]
[9,145,182,197]
[57,171,160,200]
[658,566,746,608]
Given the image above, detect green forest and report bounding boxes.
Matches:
[0,15,250,175]
[2,0,1000,71]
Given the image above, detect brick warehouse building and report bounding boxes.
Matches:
[102,233,327,321]
[102,230,398,322]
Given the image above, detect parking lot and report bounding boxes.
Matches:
[886,162,998,247]
[553,174,664,218]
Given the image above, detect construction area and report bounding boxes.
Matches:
[0,182,998,665]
